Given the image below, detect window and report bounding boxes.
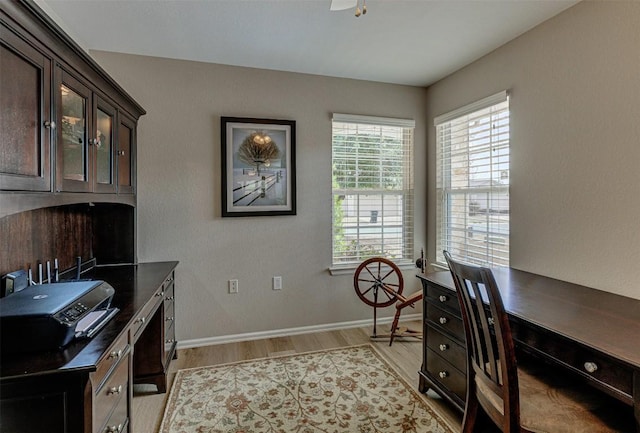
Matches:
[435,91,510,267]
[331,114,415,268]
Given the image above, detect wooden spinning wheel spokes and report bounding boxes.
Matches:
[353,257,404,308]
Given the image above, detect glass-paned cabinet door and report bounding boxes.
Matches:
[94,97,116,193]
[57,70,92,192]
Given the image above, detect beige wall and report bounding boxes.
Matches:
[90,51,428,343]
[426,1,640,298]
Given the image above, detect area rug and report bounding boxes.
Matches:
[160,344,455,433]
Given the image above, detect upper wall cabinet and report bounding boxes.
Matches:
[0,21,52,192]
[0,0,145,213]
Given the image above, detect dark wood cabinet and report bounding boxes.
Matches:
[419,276,466,411]
[0,19,52,192]
[55,67,122,194]
[0,2,175,432]
[117,113,136,194]
[0,0,144,211]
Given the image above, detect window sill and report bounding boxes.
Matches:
[329,260,418,276]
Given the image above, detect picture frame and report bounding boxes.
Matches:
[221,117,296,217]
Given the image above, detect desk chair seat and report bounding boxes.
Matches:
[443,251,634,433]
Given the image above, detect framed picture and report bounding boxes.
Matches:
[221,117,296,217]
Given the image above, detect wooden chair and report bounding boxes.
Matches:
[443,251,633,433]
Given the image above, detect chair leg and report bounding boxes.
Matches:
[462,393,479,433]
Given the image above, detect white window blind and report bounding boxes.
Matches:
[332,114,415,267]
[435,92,510,267]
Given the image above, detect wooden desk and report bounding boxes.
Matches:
[0,261,178,433]
[418,268,640,431]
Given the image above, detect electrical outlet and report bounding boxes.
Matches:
[229,279,239,294]
[272,276,282,290]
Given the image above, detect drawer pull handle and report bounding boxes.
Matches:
[43,120,56,129]
[156,291,164,297]
[136,316,146,325]
[439,344,449,352]
[109,349,123,360]
[439,317,448,325]
[488,317,495,325]
[166,316,174,321]
[438,371,449,379]
[166,339,175,344]
[166,296,175,301]
[107,385,123,395]
[105,424,123,433]
[584,362,598,373]
[438,295,448,302]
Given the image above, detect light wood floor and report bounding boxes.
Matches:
[132,320,463,432]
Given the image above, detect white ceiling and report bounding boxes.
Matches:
[38,0,578,87]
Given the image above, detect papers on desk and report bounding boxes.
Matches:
[74,307,119,339]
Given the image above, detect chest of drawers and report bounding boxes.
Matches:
[419,277,466,411]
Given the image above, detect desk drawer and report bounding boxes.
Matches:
[94,333,129,392]
[425,303,464,340]
[426,325,466,373]
[94,353,129,432]
[426,347,466,403]
[131,288,163,340]
[97,388,128,433]
[425,283,460,316]
[512,320,634,401]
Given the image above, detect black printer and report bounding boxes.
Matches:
[0,280,117,354]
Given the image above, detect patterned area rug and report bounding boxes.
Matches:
[160,344,455,433]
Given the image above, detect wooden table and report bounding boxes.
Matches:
[418,267,640,431]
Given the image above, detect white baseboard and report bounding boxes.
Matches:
[178,313,422,349]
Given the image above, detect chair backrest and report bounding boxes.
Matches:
[443,251,521,432]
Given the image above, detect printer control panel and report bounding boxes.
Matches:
[56,302,90,324]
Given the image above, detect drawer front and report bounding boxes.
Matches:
[425,303,464,340]
[426,325,466,373]
[426,347,466,402]
[425,283,460,316]
[511,320,634,400]
[94,354,129,431]
[96,388,128,433]
[131,288,163,340]
[94,333,129,392]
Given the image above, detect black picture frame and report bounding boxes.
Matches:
[221,117,296,217]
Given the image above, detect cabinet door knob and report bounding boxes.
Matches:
[136,316,146,325]
[165,296,174,301]
[166,316,174,321]
[118,150,126,156]
[439,295,448,302]
[105,424,123,433]
[439,317,448,325]
[109,349,123,360]
[43,120,56,129]
[438,371,449,379]
[439,344,449,351]
[584,362,598,373]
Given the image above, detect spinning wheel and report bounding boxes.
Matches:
[353,257,404,309]
[353,257,422,345]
